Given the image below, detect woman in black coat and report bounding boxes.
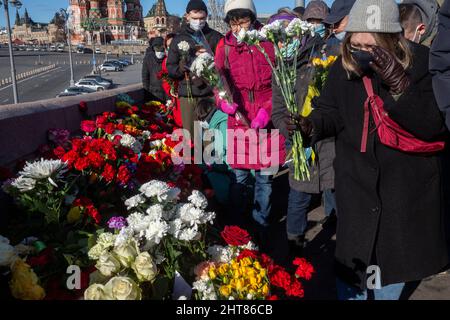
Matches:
[295,0,448,300]
[142,37,168,103]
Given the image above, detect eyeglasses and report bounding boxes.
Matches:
[230,20,252,28]
[349,44,375,52]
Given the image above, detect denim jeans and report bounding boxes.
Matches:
[287,188,337,239]
[336,277,405,300]
[229,169,273,227]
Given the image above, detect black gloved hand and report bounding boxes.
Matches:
[369,46,411,95]
[285,113,314,137]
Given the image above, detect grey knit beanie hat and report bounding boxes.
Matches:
[345,0,403,33]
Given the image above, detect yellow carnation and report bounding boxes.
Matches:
[9,259,45,300]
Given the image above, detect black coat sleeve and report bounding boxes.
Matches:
[383,71,446,141]
[167,38,184,80]
[430,0,450,128]
[141,54,150,91]
[309,59,345,144]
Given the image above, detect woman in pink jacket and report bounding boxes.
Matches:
[215,0,285,246]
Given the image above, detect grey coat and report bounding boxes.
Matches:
[272,35,335,193]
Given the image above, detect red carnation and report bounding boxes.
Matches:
[237,249,259,261]
[80,120,96,133]
[285,279,304,298]
[267,295,279,300]
[293,258,315,280]
[220,226,251,246]
[117,165,131,185]
[87,152,104,169]
[104,123,116,134]
[85,205,101,224]
[270,269,291,290]
[101,163,116,182]
[74,157,89,171]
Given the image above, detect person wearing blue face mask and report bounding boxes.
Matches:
[166,0,223,138]
[270,7,337,258]
[322,0,356,56]
[303,0,330,39]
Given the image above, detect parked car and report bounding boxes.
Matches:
[26,46,33,51]
[64,86,96,95]
[100,62,122,72]
[82,75,113,87]
[95,48,101,54]
[49,45,56,52]
[105,60,127,68]
[118,59,132,66]
[75,79,107,91]
[78,77,112,89]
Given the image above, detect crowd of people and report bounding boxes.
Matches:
[141,0,450,300]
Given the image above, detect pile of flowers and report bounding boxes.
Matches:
[193,226,314,300]
[84,180,215,299]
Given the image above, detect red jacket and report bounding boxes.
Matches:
[215,31,285,170]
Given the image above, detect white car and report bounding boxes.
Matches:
[100,62,122,72]
[95,48,101,54]
[75,80,106,92]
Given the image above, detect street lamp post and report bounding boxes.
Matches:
[1,0,22,104]
[60,8,75,87]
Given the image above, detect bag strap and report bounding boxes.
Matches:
[360,76,374,153]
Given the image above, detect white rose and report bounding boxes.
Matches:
[104,277,142,300]
[84,284,107,300]
[95,253,121,277]
[0,242,17,267]
[114,240,139,268]
[132,252,157,282]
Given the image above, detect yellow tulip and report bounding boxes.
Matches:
[301,85,320,117]
[208,268,217,280]
[219,285,232,298]
[262,284,270,296]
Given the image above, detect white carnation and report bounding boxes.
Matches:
[146,204,164,221]
[124,194,146,211]
[207,245,233,263]
[188,190,208,210]
[178,225,200,241]
[144,220,169,246]
[168,219,183,237]
[178,41,190,52]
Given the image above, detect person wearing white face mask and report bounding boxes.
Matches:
[166,0,223,138]
[399,0,440,47]
[142,37,168,103]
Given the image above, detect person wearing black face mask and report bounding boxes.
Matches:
[289,0,448,301]
[142,37,168,103]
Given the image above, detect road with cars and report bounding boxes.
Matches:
[0,47,143,105]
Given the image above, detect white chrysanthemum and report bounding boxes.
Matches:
[142,130,151,140]
[188,190,208,210]
[178,225,200,241]
[149,139,163,148]
[146,204,164,221]
[144,220,169,246]
[178,41,190,52]
[11,176,36,192]
[19,158,67,180]
[124,194,146,211]
[193,279,208,292]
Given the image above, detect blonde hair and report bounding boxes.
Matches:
[341,32,413,78]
